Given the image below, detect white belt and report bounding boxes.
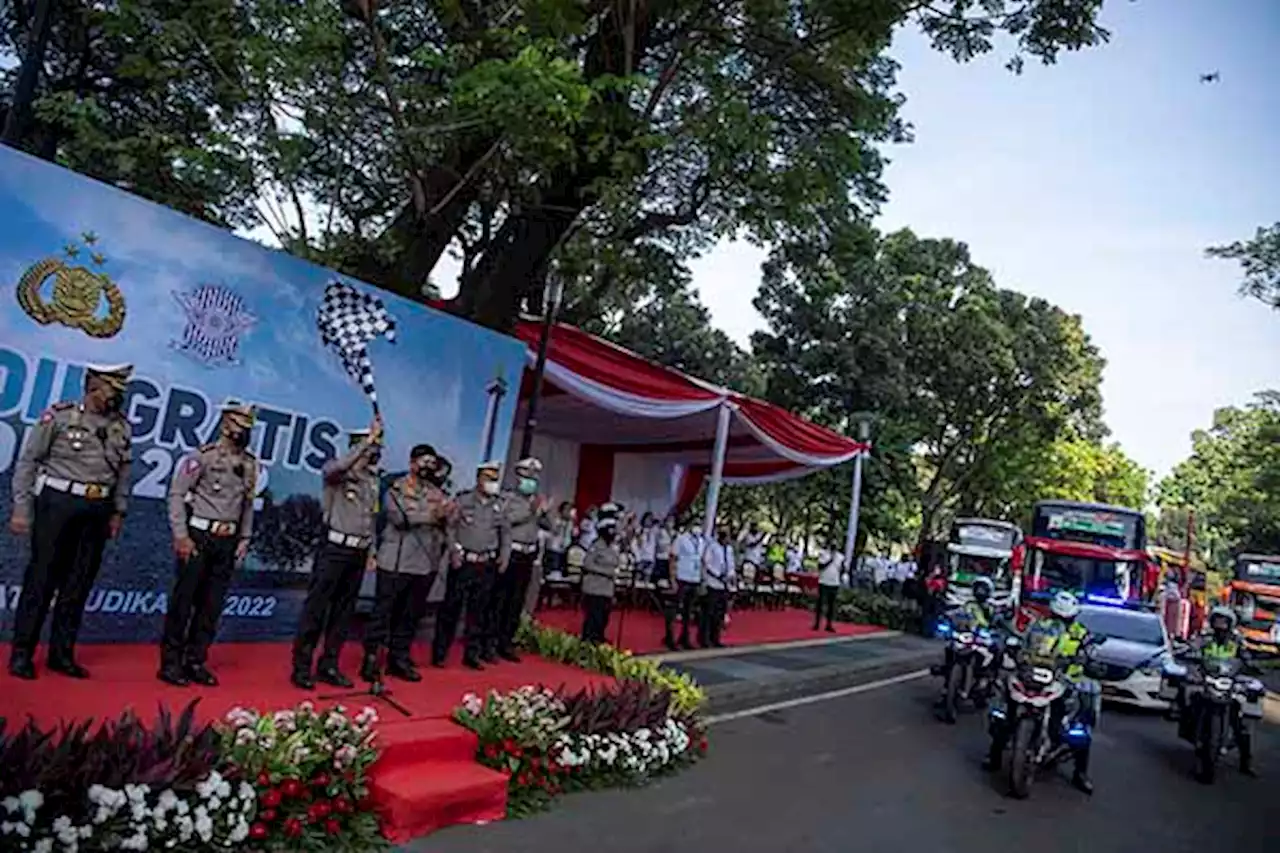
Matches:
[511,542,538,554]
[40,475,111,500]
[328,530,370,549]
[190,516,239,537]
[461,549,496,564]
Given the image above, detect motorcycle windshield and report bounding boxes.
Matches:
[1021,622,1062,664]
[1202,658,1242,678]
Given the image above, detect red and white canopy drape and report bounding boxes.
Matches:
[510,322,870,538]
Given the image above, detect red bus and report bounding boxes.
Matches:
[1017,500,1151,626]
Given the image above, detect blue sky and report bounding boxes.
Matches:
[681,0,1280,479]
[438,0,1280,481]
[0,146,527,491]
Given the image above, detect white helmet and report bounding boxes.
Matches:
[1049,590,1081,620]
[1208,605,1237,631]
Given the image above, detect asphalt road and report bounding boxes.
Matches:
[413,674,1277,853]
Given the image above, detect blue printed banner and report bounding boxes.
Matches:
[0,145,528,642]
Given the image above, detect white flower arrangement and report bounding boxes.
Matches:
[550,716,693,779]
[0,771,255,853]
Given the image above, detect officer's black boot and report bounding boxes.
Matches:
[387,657,422,682]
[290,648,316,690]
[185,663,218,687]
[47,648,89,680]
[1072,748,1094,795]
[1239,732,1258,778]
[8,649,36,681]
[360,651,381,684]
[498,646,522,664]
[316,661,353,688]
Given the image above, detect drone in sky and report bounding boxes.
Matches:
[1199,71,1220,83]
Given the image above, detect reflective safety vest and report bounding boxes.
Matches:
[1201,638,1241,663]
[1026,618,1090,680]
[962,601,992,628]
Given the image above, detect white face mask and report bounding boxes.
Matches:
[480,480,499,496]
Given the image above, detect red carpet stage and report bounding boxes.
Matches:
[535,604,884,654]
[0,642,609,843]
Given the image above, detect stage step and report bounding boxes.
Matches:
[370,759,509,843]
[374,717,481,771]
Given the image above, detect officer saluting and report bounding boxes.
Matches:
[360,444,455,684]
[492,457,551,663]
[159,402,258,687]
[8,363,134,680]
[432,460,509,670]
[292,416,383,689]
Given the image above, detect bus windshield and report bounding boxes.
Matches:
[1031,550,1139,600]
[1236,558,1280,587]
[950,553,1003,580]
[1032,504,1143,551]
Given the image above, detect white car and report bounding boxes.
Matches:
[1077,603,1172,710]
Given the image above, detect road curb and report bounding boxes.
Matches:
[701,649,938,716]
[645,630,900,665]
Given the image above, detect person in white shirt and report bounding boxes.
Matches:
[665,519,704,650]
[785,543,802,575]
[700,527,736,648]
[814,541,844,632]
[544,502,575,579]
[635,512,659,580]
[578,506,598,549]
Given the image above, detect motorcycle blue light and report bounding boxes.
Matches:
[989,708,1006,719]
[1085,593,1127,607]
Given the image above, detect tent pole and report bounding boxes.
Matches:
[702,402,731,537]
[841,452,865,570]
[518,276,564,459]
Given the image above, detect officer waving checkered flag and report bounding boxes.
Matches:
[316,280,397,413]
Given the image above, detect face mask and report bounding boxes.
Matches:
[367,448,382,466]
[517,477,538,496]
[480,480,499,496]
[413,458,435,477]
[223,426,250,449]
[600,530,616,543]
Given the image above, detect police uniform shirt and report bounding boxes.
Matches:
[702,541,736,591]
[504,493,550,551]
[322,439,380,539]
[167,442,257,539]
[673,531,703,584]
[449,489,510,558]
[581,539,621,598]
[12,402,132,520]
[377,475,449,576]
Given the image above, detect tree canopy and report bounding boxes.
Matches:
[1207,222,1280,311]
[1156,392,1280,562]
[3,0,1117,329]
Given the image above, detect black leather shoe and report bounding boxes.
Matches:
[1072,773,1094,795]
[8,655,36,680]
[185,665,218,687]
[316,666,353,688]
[388,661,423,682]
[498,649,521,663]
[290,669,315,690]
[430,656,447,669]
[463,656,485,671]
[480,650,498,664]
[1241,761,1258,778]
[360,653,380,683]
[47,657,90,679]
[158,666,190,687]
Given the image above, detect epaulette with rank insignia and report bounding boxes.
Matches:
[199,442,218,453]
[39,401,75,424]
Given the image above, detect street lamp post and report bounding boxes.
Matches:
[518,275,564,460]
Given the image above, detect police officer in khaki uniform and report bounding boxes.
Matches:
[159,402,258,686]
[292,417,383,689]
[492,457,551,662]
[580,506,622,643]
[8,363,134,680]
[432,460,509,670]
[360,443,455,683]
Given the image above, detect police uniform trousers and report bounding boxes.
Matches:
[581,592,613,644]
[11,490,113,664]
[663,580,699,647]
[293,540,366,670]
[364,569,435,665]
[431,557,495,664]
[491,550,536,655]
[700,587,728,648]
[160,528,239,669]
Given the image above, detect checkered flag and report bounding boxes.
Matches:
[316,280,397,410]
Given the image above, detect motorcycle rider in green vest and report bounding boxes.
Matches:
[1175,605,1257,778]
[984,590,1097,794]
